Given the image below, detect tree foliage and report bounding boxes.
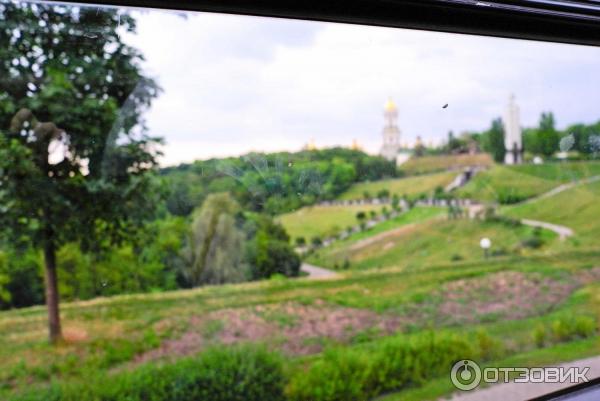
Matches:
[181,193,248,286]
[481,118,505,163]
[162,148,397,216]
[0,2,161,340]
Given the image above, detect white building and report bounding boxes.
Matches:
[503,94,523,164]
[379,98,402,161]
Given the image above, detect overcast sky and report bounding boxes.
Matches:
[123,8,600,166]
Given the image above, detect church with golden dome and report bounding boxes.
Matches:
[379,98,413,165]
[379,98,402,161]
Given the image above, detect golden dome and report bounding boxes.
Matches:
[351,139,362,151]
[384,97,397,112]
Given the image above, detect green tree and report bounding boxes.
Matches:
[0,4,161,342]
[376,189,390,199]
[295,237,306,247]
[537,112,560,157]
[482,118,505,163]
[244,215,300,279]
[181,193,248,286]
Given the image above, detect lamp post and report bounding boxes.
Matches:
[480,237,491,259]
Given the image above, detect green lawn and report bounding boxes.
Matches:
[277,203,383,241]
[511,161,600,182]
[504,179,600,247]
[457,165,557,204]
[309,214,558,271]
[401,153,494,175]
[338,171,456,200]
[458,161,600,204]
[2,250,600,399]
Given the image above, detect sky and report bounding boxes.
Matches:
[122,7,600,166]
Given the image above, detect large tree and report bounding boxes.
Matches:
[0,3,161,342]
[181,193,248,286]
[482,118,505,163]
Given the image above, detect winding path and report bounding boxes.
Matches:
[524,175,600,204]
[514,175,600,241]
[300,263,339,279]
[521,219,574,241]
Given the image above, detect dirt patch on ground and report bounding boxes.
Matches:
[135,301,403,363]
[135,269,600,364]
[349,223,417,252]
[425,271,577,325]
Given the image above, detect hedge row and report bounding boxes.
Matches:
[8,332,487,401]
[287,333,477,401]
[9,346,285,401]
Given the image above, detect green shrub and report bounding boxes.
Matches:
[287,333,474,401]
[9,346,285,401]
[450,254,463,262]
[551,316,596,342]
[532,316,596,348]
[476,329,504,360]
[533,324,548,348]
[496,191,528,205]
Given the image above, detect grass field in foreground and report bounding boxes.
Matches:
[2,251,600,400]
[277,203,382,241]
[401,153,494,175]
[338,171,456,200]
[309,215,558,271]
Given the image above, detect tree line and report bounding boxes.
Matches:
[162,147,397,216]
[435,112,600,162]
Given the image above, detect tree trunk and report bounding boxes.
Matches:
[44,238,62,343]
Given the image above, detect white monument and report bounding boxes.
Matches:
[380,98,402,161]
[503,94,523,164]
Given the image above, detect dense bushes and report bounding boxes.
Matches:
[533,316,597,348]
[9,346,286,401]
[0,216,187,309]
[287,333,476,401]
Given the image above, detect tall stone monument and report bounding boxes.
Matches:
[503,94,523,164]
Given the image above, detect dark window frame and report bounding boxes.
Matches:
[45,0,600,46]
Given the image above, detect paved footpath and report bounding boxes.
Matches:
[521,218,574,241]
[445,355,600,400]
[300,263,339,279]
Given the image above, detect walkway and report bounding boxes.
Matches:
[521,219,574,241]
[524,175,600,204]
[445,354,600,400]
[300,263,339,279]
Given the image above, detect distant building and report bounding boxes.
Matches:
[304,138,317,151]
[350,138,363,151]
[503,94,523,164]
[379,98,402,161]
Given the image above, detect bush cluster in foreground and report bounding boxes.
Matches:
[8,332,484,401]
[9,346,285,401]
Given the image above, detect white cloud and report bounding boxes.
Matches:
[124,8,600,166]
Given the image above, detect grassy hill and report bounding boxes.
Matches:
[3,248,600,400]
[457,161,600,204]
[504,179,600,247]
[277,203,383,241]
[309,212,558,271]
[457,166,557,203]
[338,171,456,200]
[401,153,493,175]
[4,160,600,401]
